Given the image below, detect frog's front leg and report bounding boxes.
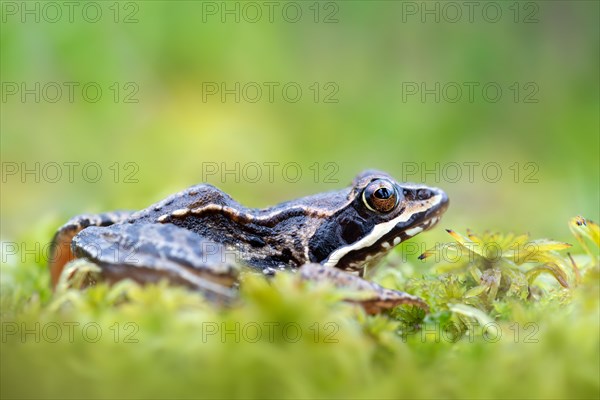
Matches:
[299,264,428,314]
[67,223,239,303]
[49,211,134,287]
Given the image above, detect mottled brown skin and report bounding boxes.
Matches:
[49,170,448,313]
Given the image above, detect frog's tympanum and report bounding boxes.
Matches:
[49,170,448,314]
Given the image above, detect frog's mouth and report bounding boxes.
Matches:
[379,201,448,248]
[323,189,449,271]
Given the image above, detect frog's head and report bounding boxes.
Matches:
[309,170,449,271]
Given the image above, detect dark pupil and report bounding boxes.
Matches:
[374,187,391,199]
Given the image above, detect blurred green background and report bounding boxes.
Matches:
[1,2,599,399]
[2,1,598,245]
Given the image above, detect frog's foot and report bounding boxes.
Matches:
[57,258,103,291]
[70,223,239,304]
[299,263,429,314]
[49,211,135,288]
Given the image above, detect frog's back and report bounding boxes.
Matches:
[128,183,244,224]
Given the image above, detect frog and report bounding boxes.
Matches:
[49,170,449,314]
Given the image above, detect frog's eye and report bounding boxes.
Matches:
[362,179,399,213]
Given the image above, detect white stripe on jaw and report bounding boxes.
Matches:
[404,226,423,237]
[323,194,443,268]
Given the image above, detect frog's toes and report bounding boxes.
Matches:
[299,263,429,315]
[55,258,103,292]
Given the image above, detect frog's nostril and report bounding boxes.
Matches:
[416,189,433,200]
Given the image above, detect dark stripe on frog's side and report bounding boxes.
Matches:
[158,204,335,227]
[162,210,312,270]
[308,213,375,263]
[124,184,353,271]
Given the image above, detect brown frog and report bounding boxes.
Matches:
[49,170,448,313]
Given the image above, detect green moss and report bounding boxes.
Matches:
[1,218,599,399]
